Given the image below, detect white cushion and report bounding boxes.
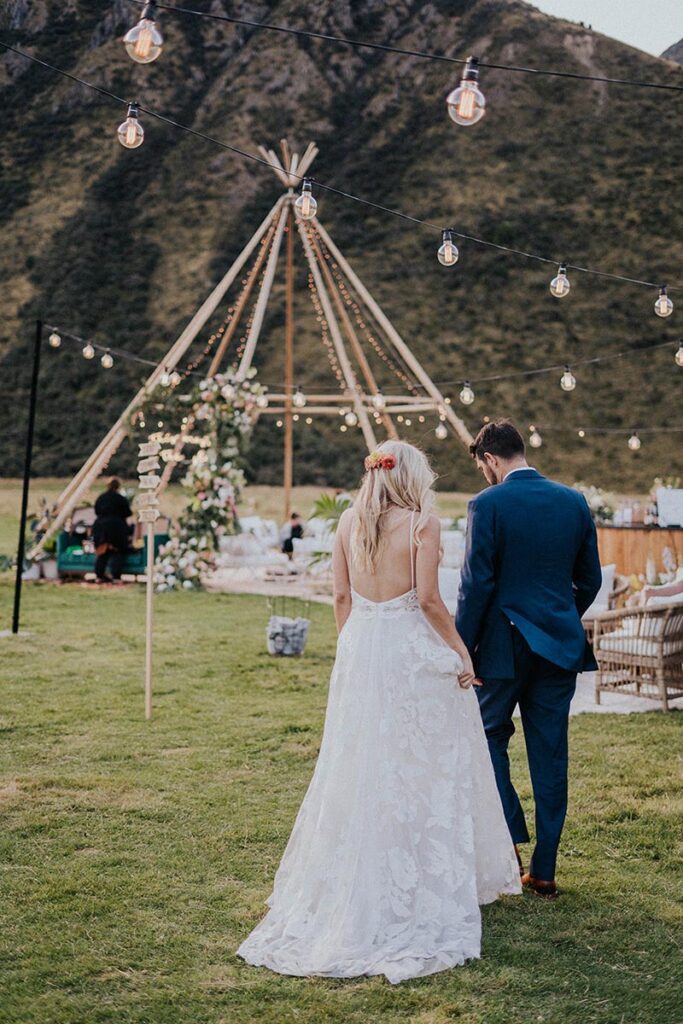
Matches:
[583,564,616,619]
[597,633,683,658]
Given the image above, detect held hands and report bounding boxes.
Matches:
[456,648,482,690]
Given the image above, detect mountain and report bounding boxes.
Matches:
[661,38,683,64]
[1,0,681,493]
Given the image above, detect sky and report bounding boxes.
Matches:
[530,0,683,57]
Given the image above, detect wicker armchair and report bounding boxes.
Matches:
[593,601,683,710]
[583,572,630,643]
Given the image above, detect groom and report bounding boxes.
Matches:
[456,419,601,899]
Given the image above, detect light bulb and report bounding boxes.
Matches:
[117,103,144,149]
[48,331,61,348]
[293,386,307,408]
[676,342,683,367]
[340,424,348,433]
[256,394,269,409]
[578,428,586,438]
[276,419,283,428]
[160,371,170,387]
[305,417,313,425]
[459,382,475,405]
[222,382,236,400]
[446,56,486,126]
[628,432,641,451]
[529,428,543,448]
[372,391,386,411]
[437,229,459,267]
[345,411,358,426]
[123,2,163,64]
[560,366,576,392]
[654,285,673,318]
[169,370,182,387]
[435,423,448,440]
[101,351,114,369]
[82,343,95,360]
[294,179,317,221]
[550,263,570,298]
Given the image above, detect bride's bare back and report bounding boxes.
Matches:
[341,506,416,603]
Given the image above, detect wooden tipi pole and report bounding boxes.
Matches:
[313,219,473,447]
[284,207,295,520]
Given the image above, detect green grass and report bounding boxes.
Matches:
[0,578,681,1023]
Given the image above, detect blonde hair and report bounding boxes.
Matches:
[351,440,437,573]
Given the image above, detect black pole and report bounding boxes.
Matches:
[12,318,42,634]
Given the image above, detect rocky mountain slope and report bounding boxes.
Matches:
[0,0,681,491]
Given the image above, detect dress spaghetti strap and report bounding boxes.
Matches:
[409,510,416,591]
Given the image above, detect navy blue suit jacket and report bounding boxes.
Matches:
[455,469,602,678]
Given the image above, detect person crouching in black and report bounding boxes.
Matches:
[93,478,133,583]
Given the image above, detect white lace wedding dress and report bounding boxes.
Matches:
[238,531,521,983]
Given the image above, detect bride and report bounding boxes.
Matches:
[238,441,520,983]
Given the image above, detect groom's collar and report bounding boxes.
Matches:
[503,467,540,482]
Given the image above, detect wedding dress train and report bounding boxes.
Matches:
[238,576,521,983]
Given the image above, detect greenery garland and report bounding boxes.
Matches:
[130,370,266,590]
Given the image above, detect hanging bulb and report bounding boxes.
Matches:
[529,427,543,448]
[117,103,144,149]
[654,285,673,318]
[578,428,586,438]
[435,423,448,440]
[169,370,182,387]
[101,351,114,369]
[160,370,170,387]
[560,366,576,392]
[123,1,163,64]
[628,432,641,451]
[345,411,358,426]
[675,342,683,367]
[446,56,486,126]
[82,343,95,360]
[48,331,61,349]
[437,229,459,267]
[294,179,317,221]
[293,386,307,408]
[459,382,475,405]
[256,393,269,409]
[276,419,283,428]
[372,390,386,411]
[305,416,313,425]
[550,263,570,298]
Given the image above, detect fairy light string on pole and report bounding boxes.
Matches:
[1,42,681,312]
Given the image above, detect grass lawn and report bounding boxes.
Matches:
[0,578,681,1024]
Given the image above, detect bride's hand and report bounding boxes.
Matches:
[457,649,480,689]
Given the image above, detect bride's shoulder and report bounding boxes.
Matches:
[420,514,442,540]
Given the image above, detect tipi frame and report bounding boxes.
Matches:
[34,142,472,553]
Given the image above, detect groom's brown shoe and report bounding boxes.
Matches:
[521,873,559,900]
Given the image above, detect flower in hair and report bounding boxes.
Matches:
[364,451,396,472]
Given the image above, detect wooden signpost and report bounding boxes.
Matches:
[137,439,163,720]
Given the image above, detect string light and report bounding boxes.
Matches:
[372,390,386,411]
[293,414,300,422]
[529,426,543,448]
[578,428,586,438]
[305,416,313,425]
[340,424,348,433]
[160,369,170,386]
[676,342,683,367]
[437,229,459,266]
[404,418,412,426]
[48,331,61,348]
[117,103,144,149]
[550,264,570,298]
[560,366,576,392]
[459,382,475,405]
[628,432,642,450]
[123,1,163,64]
[276,419,283,428]
[82,343,95,359]
[447,56,485,126]
[345,411,358,426]
[101,351,114,369]
[654,285,673,318]
[295,179,317,220]
[435,423,448,440]
[293,386,307,408]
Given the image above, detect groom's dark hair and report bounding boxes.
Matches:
[470,419,525,461]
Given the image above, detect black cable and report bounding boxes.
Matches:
[2,40,680,292]
[127,0,683,93]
